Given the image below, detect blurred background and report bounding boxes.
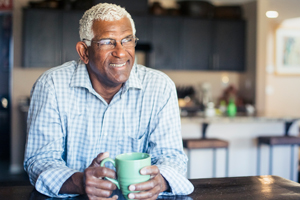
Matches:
[1,0,300,183]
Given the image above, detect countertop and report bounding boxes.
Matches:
[1,176,300,200]
[181,113,300,124]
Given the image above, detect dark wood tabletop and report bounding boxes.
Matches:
[1,175,300,200]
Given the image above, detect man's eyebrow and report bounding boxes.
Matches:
[96,34,134,41]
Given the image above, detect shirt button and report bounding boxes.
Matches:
[104,132,108,136]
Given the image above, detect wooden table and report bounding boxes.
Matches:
[1,175,300,200]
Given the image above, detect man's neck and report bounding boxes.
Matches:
[92,81,122,104]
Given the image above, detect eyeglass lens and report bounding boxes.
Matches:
[97,36,138,50]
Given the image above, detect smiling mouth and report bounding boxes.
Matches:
[110,62,127,68]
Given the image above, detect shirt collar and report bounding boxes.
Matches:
[122,63,143,93]
[70,61,143,92]
[70,60,93,90]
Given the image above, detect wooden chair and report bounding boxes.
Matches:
[183,138,229,178]
[256,120,300,180]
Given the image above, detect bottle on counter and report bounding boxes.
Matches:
[227,99,237,117]
[205,102,215,117]
[218,100,227,115]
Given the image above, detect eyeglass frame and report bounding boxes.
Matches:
[82,35,139,50]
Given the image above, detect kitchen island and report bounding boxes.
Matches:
[181,115,300,182]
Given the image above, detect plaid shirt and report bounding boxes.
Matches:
[24,60,194,198]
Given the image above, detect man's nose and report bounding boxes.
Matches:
[111,42,126,57]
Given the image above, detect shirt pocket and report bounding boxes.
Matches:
[117,130,148,154]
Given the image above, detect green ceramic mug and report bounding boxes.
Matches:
[100,152,151,199]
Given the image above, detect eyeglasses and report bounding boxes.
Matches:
[83,36,139,50]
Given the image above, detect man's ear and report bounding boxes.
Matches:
[76,41,89,64]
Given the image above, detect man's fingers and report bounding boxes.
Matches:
[128,185,160,200]
[84,168,118,199]
[140,165,159,175]
[87,194,118,200]
[85,176,117,191]
[129,176,158,193]
[85,166,116,180]
[90,152,110,167]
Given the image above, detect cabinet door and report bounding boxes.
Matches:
[150,16,181,70]
[62,11,84,63]
[23,9,62,67]
[132,15,151,43]
[213,20,245,71]
[182,19,213,70]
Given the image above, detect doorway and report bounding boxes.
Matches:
[0,13,12,161]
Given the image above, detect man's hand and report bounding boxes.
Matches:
[127,165,169,200]
[60,152,118,199]
[84,152,118,199]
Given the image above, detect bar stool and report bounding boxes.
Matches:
[183,121,229,179]
[256,120,300,180]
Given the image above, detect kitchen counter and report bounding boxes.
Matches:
[181,115,300,182]
[181,113,299,123]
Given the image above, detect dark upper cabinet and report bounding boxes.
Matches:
[132,15,151,43]
[62,11,84,63]
[95,0,148,15]
[22,9,152,68]
[23,9,62,67]
[148,17,245,71]
[212,20,245,71]
[182,18,213,70]
[150,16,182,70]
[22,8,246,71]
[23,9,84,67]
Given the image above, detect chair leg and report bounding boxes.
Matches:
[212,148,216,177]
[269,145,273,175]
[290,144,295,181]
[257,143,261,175]
[225,147,229,177]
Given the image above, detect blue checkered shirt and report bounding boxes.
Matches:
[24,60,194,198]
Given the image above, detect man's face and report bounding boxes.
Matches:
[86,17,135,88]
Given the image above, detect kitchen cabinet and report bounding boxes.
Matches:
[182,18,245,71]
[150,17,245,71]
[23,9,62,67]
[23,9,84,67]
[212,20,245,71]
[22,9,151,68]
[95,0,148,15]
[132,15,152,43]
[182,18,213,70]
[150,16,182,70]
[62,11,84,63]
[22,9,246,71]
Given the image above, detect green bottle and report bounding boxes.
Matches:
[227,99,237,117]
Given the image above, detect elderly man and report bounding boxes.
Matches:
[24,3,193,199]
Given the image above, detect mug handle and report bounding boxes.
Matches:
[100,158,120,189]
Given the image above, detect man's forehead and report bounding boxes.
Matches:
[92,18,133,37]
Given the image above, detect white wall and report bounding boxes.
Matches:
[256,0,300,117]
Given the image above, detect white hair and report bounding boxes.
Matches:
[79,3,136,46]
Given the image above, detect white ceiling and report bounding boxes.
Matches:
[268,0,300,22]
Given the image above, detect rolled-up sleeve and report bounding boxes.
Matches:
[24,77,78,198]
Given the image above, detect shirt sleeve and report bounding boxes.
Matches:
[24,77,79,198]
[148,79,194,195]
